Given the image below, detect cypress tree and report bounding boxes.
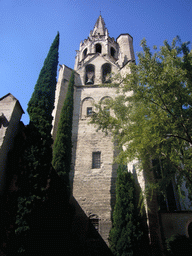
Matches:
[109,165,148,256]
[14,33,59,252]
[21,32,60,192]
[52,71,74,189]
[27,32,59,141]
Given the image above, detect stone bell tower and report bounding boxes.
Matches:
[52,15,135,244]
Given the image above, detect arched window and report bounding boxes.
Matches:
[81,97,94,118]
[100,96,112,103]
[89,214,99,232]
[83,48,87,59]
[102,63,111,83]
[110,47,116,58]
[100,96,112,115]
[95,43,102,53]
[85,64,95,84]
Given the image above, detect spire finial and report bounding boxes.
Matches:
[92,14,106,36]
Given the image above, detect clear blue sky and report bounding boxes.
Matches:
[1,0,192,124]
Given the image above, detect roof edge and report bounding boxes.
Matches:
[0,93,25,114]
[116,33,133,41]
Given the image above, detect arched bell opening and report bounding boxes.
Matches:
[110,47,116,58]
[85,64,95,85]
[95,43,102,53]
[102,63,111,84]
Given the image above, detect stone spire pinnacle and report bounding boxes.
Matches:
[92,15,107,36]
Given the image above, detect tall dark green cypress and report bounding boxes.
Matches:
[25,32,59,191]
[27,32,59,142]
[14,34,59,252]
[109,165,148,256]
[52,71,74,189]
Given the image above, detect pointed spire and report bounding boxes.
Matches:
[92,15,107,36]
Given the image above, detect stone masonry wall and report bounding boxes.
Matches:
[0,94,23,194]
[70,86,118,244]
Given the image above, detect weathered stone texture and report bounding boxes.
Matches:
[52,15,134,245]
[70,86,118,243]
[52,65,73,140]
[0,93,24,194]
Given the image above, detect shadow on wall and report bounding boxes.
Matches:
[1,120,114,256]
[70,85,82,193]
[132,161,164,256]
[26,195,114,256]
[110,141,119,221]
[69,196,114,256]
[131,165,152,255]
[0,113,9,128]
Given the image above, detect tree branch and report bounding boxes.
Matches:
[144,92,192,144]
[165,134,191,144]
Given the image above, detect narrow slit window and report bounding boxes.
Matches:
[92,152,101,169]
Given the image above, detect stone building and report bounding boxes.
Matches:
[0,93,24,195]
[0,15,192,256]
[52,15,192,254]
[52,15,135,244]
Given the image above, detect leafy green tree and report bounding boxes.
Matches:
[109,165,148,256]
[92,37,192,198]
[52,71,74,189]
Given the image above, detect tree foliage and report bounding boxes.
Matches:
[22,32,59,192]
[27,32,59,141]
[52,71,74,188]
[166,235,192,256]
[109,165,148,256]
[14,33,59,252]
[92,37,192,198]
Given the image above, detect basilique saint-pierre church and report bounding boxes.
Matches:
[1,15,192,255]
